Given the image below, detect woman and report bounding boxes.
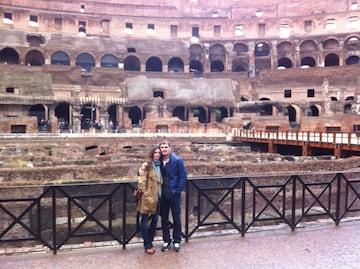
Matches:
[136,146,163,254]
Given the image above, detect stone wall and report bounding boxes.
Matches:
[1,136,360,186]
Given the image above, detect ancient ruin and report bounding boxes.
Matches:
[0,0,360,135]
[1,1,360,182]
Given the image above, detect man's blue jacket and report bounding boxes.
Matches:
[163,153,187,194]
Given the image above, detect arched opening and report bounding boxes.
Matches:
[216,107,228,122]
[254,42,271,71]
[307,105,320,116]
[259,98,273,116]
[344,103,352,113]
[254,42,270,57]
[146,56,162,72]
[209,44,226,72]
[26,34,45,46]
[101,54,118,68]
[189,44,202,61]
[346,55,360,65]
[124,55,141,71]
[232,58,249,72]
[286,106,296,121]
[29,104,49,131]
[25,50,45,66]
[278,57,293,68]
[324,53,340,66]
[233,43,248,55]
[55,102,70,132]
[277,41,293,58]
[76,53,95,70]
[107,104,119,132]
[51,51,70,65]
[168,57,184,72]
[301,56,316,67]
[129,106,142,126]
[189,60,203,76]
[210,60,224,72]
[323,38,339,50]
[300,40,318,67]
[194,107,207,123]
[172,106,186,121]
[81,103,97,130]
[0,47,19,64]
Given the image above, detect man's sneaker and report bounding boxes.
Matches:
[173,242,180,252]
[161,242,171,251]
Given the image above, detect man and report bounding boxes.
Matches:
[158,140,187,252]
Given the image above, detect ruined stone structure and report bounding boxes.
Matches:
[0,0,360,134]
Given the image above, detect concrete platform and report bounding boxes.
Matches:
[1,220,360,269]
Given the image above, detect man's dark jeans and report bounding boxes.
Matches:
[160,193,182,244]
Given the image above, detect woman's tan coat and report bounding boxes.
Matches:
[136,162,162,214]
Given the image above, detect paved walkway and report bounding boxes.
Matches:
[1,220,360,269]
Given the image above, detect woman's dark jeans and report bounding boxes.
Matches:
[140,212,159,250]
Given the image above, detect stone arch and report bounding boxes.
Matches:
[168,57,184,72]
[286,104,301,127]
[194,106,207,123]
[107,104,119,131]
[254,42,270,57]
[26,34,45,47]
[259,97,273,116]
[129,106,142,126]
[277,41,293,58]
[146,56,162,72]
[300,40,318,67]
[301,56,316,67]
[55,102,71,131]
[324,53,339,66]
[29,104,49,131]
[211,60,224,72]
[344,96,354,113]
[233,42,248,56]
[75,52,95,70]
[322,38,339,50]
[51,51,70,65]
[278,57,293,68]
[232,57,249,72]
[25,49,45,66]
[254,42,271,71]
[345,36,360,51]
[345,55,360,65]
[344,103,352,113]
[172,106,186,121]
[189,44,202,61]
[307,104,320,116]
[189,60,203,75]
[216,107,228,122]
[0,47,19,64]
[80,103,98,129]
[124,55,141,71]
[101,54,118,67]
[209,43,226,62]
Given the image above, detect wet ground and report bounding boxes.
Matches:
[1,220,360,269]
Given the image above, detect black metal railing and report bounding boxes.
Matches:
[1,172,360,254]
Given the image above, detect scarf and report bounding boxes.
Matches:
[152,160,162,197]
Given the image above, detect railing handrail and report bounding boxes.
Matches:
[1,172,359,254]
[233,129,360,145]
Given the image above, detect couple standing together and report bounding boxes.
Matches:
[136,140,187,254]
